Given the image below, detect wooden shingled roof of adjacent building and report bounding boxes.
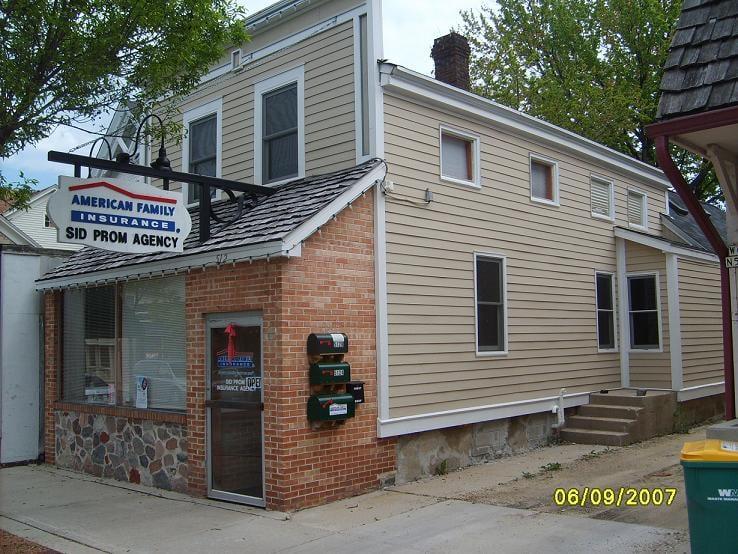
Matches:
[657,0,738,120]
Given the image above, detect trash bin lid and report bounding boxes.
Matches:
[681,439,738,462]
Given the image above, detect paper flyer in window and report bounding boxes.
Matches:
[136,376,149,409]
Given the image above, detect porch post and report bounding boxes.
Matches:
[666,253,683,390]
[616,237,630,387]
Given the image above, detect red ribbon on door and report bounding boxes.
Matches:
[224,323,237,361]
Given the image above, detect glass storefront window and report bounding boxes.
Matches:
[61,277,186,411]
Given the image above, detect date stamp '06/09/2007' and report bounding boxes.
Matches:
[553,487,678,508]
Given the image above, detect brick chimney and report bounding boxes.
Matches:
[431,32,471,91]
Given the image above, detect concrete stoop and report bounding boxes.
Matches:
[560,389,677,446]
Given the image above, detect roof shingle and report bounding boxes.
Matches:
[657,0,738,119]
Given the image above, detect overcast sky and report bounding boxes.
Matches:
[1,0,486,188]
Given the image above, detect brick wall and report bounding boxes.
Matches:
[44,190,396,511]
[44,292,59,464]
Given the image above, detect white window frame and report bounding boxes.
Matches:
[594,270,618,353]
[439,125,481,189]
[230,49,241,71]
[590,174,615,222]
[473,252,509,357]
[627,271,662,353]
[627,188,648,231]
[181,97,223,206]
[529,153,560,206]
[254,65,305,186]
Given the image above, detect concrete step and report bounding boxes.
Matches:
[589,392,648,407]
[559,428,633,447]
[566,415,637,433]
[578,404,644,419]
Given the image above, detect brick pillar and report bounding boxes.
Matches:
[44,292,60,464]
[431,32,471,91]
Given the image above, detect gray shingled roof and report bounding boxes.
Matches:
[657,0,738,119]
[39,159,382,282]
[663,191,727,251]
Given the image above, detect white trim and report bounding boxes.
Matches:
[353,13,371,164]
[473,251,509,356]
[253,65,305,186]
[35,241,288,290]
[282,163,385,250]
[661,216,701,248]
[439,124,481,188]
[614,227,719,263]
[666,253,683,390]
[627,188,648,231]
[181,97,223,206]
[590,173,615,222]
[529,153,559,206]
[664,190,671,216]
[626,271,663,353]
[616,237,630,387]
[379,64,671,191]
[594,270,618,353]
[677,382,725,402]
[378,391,592,437]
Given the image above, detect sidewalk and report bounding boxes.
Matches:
[0,442,689,553]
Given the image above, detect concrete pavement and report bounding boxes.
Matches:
[1,461,688,553]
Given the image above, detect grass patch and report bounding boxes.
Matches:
[540,462,561,472]
[434,459,448,476]
[521,471,535,479]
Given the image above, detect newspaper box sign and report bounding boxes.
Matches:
[47,176,192,253]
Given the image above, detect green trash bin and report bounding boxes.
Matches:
[681,438,738,553]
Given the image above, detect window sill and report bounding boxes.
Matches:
[628,223,648,232]
[591,212,615,222]
[53,401,187,425]
[628,348,663,354]
[476,350,508,357]
[530,196,560,207]
[440,175,481,189]
[597,348,619,354]
[262,173,304,188]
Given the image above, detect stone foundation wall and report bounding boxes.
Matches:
[55,411,187,492]
[396,411,556,483]
[676,394,725,430]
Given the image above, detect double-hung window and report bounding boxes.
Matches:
[628,274,660,350]
[475,254,506,354]
[255,66,305,185]
[183,98,222,205]
[595,273,616,350]
[440,126,480,187]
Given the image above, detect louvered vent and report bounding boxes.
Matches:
[591,178,612,217]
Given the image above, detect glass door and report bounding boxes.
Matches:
[206,314,264,506]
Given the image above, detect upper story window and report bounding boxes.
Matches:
[475,253,507,355]
[628,189,647,229]
[530,154,559,205]
[254,66,305,186]
[440,125,480,187]
[44,213,52,228]
[231,49,241,71]
[182,98,222,205]
[591,176,614,220]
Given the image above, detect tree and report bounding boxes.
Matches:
[0,0,248,209]
[460,0,722,203]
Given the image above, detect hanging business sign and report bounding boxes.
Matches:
[47,176,192,253]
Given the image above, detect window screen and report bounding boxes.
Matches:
[263,83,298,183]
[121,277,186,411]
[441,132,473,182]
[591,178,613,218]
[476,256,505,352]
[628,275,660,349]
[596,273,615,349]
[188,114,217,203]
[531,159,554,201]
[62,286,117,405]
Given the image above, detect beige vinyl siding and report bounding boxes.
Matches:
[8,194,81,251]
[382,93,673,418]
[156,19,357,191]
[679,258,724,388]
[625,242,671,389]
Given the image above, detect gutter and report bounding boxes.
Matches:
[648,130,735,419]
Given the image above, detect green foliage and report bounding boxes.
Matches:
[0,1,249,159]
[459,0,721,202]
[434,459,449,476]
[540,462,562,472]
[0,170,35,211]
[521,470,535,479]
